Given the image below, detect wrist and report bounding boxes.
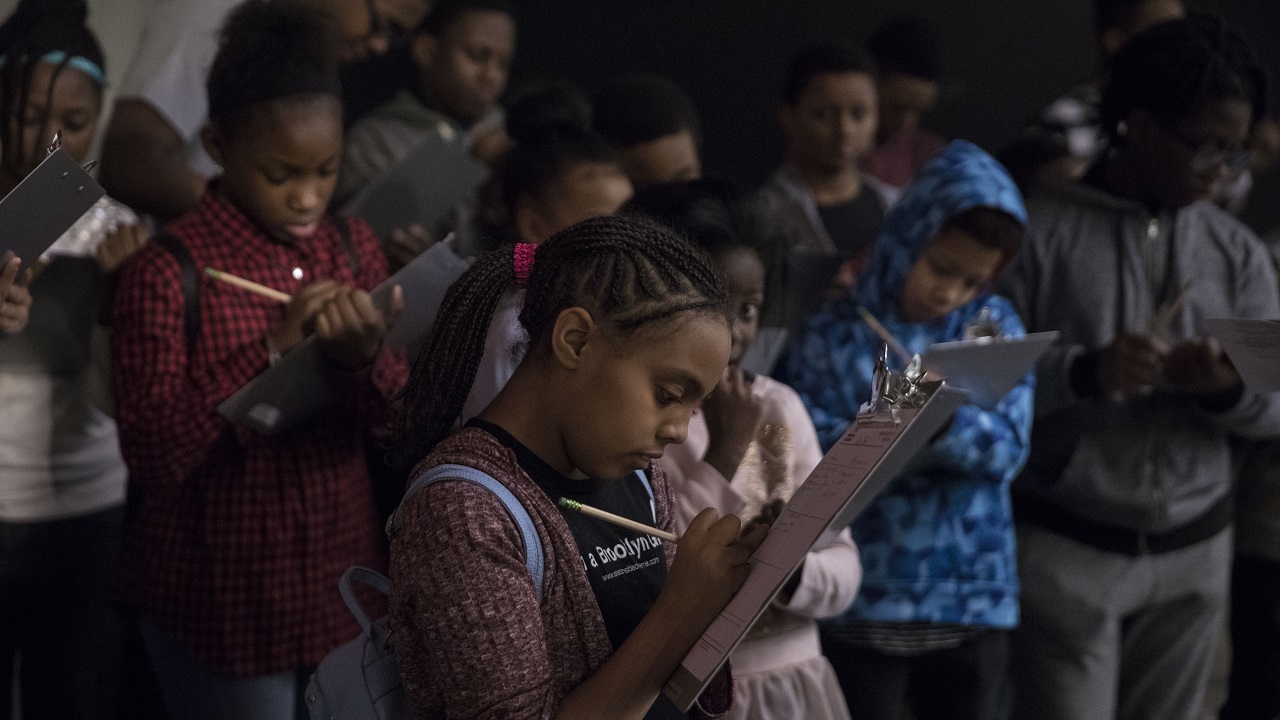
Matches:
[703,441,749,480]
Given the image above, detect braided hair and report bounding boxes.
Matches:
[0,0,105,179]
[1099,14,1266,142]
[390,213,729,467]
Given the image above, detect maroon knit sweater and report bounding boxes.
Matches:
[389,427,732,719]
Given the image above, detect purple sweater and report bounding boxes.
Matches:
[389,427,732,719]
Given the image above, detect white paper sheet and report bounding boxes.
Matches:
[664,386,969,711]
[1205,318,1280,393]
[920,331,1059,410]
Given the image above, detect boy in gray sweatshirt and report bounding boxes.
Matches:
[998,16,1278,720]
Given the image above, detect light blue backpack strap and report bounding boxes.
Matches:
[634,470,657,524]
[388,463,546,600]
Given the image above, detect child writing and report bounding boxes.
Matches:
[781,140,1032,720]
[631,179,862,720]
[459,82,632,419]
[388,214,766,719]
[109,2,407,717]
[0,2,149,717]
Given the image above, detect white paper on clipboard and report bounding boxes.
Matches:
[663,385,969,711]
[217,241,472,435]
[0,149,105,266]
[1204,318,1280,394]
[920,331,1059,410]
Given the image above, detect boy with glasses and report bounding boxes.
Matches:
[997,15,1277,720]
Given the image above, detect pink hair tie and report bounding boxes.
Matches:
[513,243,536,287]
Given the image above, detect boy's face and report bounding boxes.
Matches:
[901,225,1005,323]
[11,62,101,176]
[876,72,938,145]
[1127,98,1252,210]
[712,246,765,366]
[203,96,344,244]
[615,129,701,189]
[518,162,633,244]
[414,10,516,124]
[781,71,878,174]
[329,0,429,62]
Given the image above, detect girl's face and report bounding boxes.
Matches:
[561,311,730,480]
[900,225,1004,323]
[204,95,343,244]
[712,246,765,366]
[518,162,633,244]
[11,62,102,176]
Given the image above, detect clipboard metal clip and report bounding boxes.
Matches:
[859,344,930,425]
[963,307,1004,341]
[45,131,61,156]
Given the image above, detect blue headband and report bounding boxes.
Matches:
[0,50,106,87]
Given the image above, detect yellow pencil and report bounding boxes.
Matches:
[857,306,913,365]
[558,497,678,542]
[204,267,292,304]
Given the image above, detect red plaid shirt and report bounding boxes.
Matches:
[111,190,407,676]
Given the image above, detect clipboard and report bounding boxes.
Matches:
[663,383,969,711]
[340,132,489,239]
[0,148,106,266]
[217,241,472,435]
[1204,318,1280,393]
[920,331,1059,410]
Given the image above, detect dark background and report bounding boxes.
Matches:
[504,0,1280,231]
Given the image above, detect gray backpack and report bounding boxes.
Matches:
[304,463,546,720]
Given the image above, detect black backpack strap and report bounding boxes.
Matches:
[334,215,360,277]
[156,234,201,355]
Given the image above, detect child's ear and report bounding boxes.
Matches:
[514,199,550,245]
[549,307,595,370]
[200,123,226,168]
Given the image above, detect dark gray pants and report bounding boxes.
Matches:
[0,506,126,720]
[1011,522,1230,720]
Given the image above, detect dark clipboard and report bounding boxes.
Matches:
[216,241,472,435]
[340,132,489,238]
[1,149,106,266]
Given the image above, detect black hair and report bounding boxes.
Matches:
[482,81,617,242]
[943,207,1024,257]
[1099,14,1266,140]
[592,73,701,148]
[625,178,754,260]
[783,41,875,106]
[1095,0,1177,34]
[206,0,342,136]
[866,16,942,82]
[0,0,105,177]
[390,213,729,466]
[418,0,515,36]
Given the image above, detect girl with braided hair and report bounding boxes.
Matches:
[388,213,765,719]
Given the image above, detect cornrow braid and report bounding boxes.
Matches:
[390,213,729,469]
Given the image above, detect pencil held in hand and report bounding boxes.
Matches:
[205,268,292,304]
[558,497,678,542]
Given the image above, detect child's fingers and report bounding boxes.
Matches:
[347,288,384,328]
[314,309,331,339]
[736,521,769,554]
[705,512,744,547]
[382,285,404,329]
[0,254,19,291]
[682,506,723,542]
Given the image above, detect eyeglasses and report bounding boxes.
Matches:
[1167,126,1253,177]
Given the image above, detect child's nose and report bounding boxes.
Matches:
[290,182,323,211]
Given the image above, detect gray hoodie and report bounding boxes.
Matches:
[998,180,1280,532]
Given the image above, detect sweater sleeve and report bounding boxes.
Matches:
[777,528,861,620]
[392,480,561,720]
[925,301,1034,485]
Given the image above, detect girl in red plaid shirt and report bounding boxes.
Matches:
[109,2,407,718]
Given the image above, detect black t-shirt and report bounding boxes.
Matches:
[469,420,683,719]
[817,188,885,260]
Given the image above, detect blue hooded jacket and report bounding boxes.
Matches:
[780,140,1033,629]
